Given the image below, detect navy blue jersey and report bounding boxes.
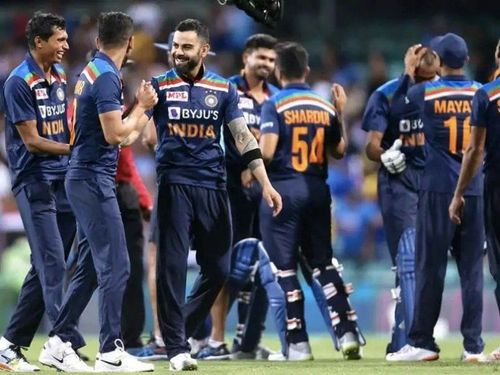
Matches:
[362,77,425,168]
[224,74,279,173]
[67,52,123,179]
[3,53,69,193]
[149,67,243,190]
[260,83,341,180]
[395,75,482,195]
[471,78,500,179]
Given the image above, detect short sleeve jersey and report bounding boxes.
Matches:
[67,51,123,179]
[362,76,425,168]
[471,77,500,180]
[149,67,243,190]
[3,53,69,193]
[393,75,482,195]
[260,83,342,181]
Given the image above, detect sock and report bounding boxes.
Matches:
[0,337,14,350]
[155,335,165,348]
[208,338,224,348]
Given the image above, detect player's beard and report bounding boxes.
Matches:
[253,64,272,80]
[173,53,201,76]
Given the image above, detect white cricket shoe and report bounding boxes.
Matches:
[386,344,439,362]
[95,340,154,372]
[169,353,198,371]
[39,335,93,372]
[339,332,362,360]
[268,342,313,361]
[462,350,489,363]
[0,345,40,372]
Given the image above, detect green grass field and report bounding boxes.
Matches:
[22,335,500,374]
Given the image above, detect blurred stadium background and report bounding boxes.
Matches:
[0,0,499,339]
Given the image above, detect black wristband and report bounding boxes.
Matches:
[242,148,263,166]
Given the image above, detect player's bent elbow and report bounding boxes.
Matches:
[103,133,124,145]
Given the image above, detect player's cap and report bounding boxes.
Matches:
[154,32,216,56]
[430,33,468,69]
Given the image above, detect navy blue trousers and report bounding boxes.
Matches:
[156,181,232,358]
[5,179,78,347]
[51,176,130,353]
[409,191,484,353]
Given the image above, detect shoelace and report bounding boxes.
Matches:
[9,345,29,363]
[398,345,415,354]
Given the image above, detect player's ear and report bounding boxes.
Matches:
[304,66,311,79]
[242,51,249,65]
[34,35,43,49]
[200,43,210,58]
[95,37,101,50]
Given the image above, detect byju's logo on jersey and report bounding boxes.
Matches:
[168,107,181,120]
[205,94,218,108]
[35,88,48,100]
[167,91,189,102]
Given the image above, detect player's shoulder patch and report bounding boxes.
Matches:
[194,71,229,93]
[80,60,114,85]
[483,78,500,101]
[9,61,44,89]
[53,64,67,84]
[157,69,187,91]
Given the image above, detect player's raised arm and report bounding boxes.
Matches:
[330,83,347,159]
[99,80,157,145]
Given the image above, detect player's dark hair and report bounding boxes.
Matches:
[417,46,437,68]
[98,12,134,49]
[244,33,277,53]
[26,11,66,50]
[275,42,308,80]
[175,19,210,43]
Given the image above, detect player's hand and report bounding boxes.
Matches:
[331,83,347,115]
[262,183,282,217]
[449,194,465,225]
[136,80,158,110]
[404,44,426,79]
[241,168,255,188]
[380,139,406,174]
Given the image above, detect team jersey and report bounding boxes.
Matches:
[224,74,279,173]
[149,66,243,190]
[67,51,123,179]
[362,77,426,168]
[260,82,341,180]
[471,77,500,180]
[394,74,482,195]
[3,53,69,193]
